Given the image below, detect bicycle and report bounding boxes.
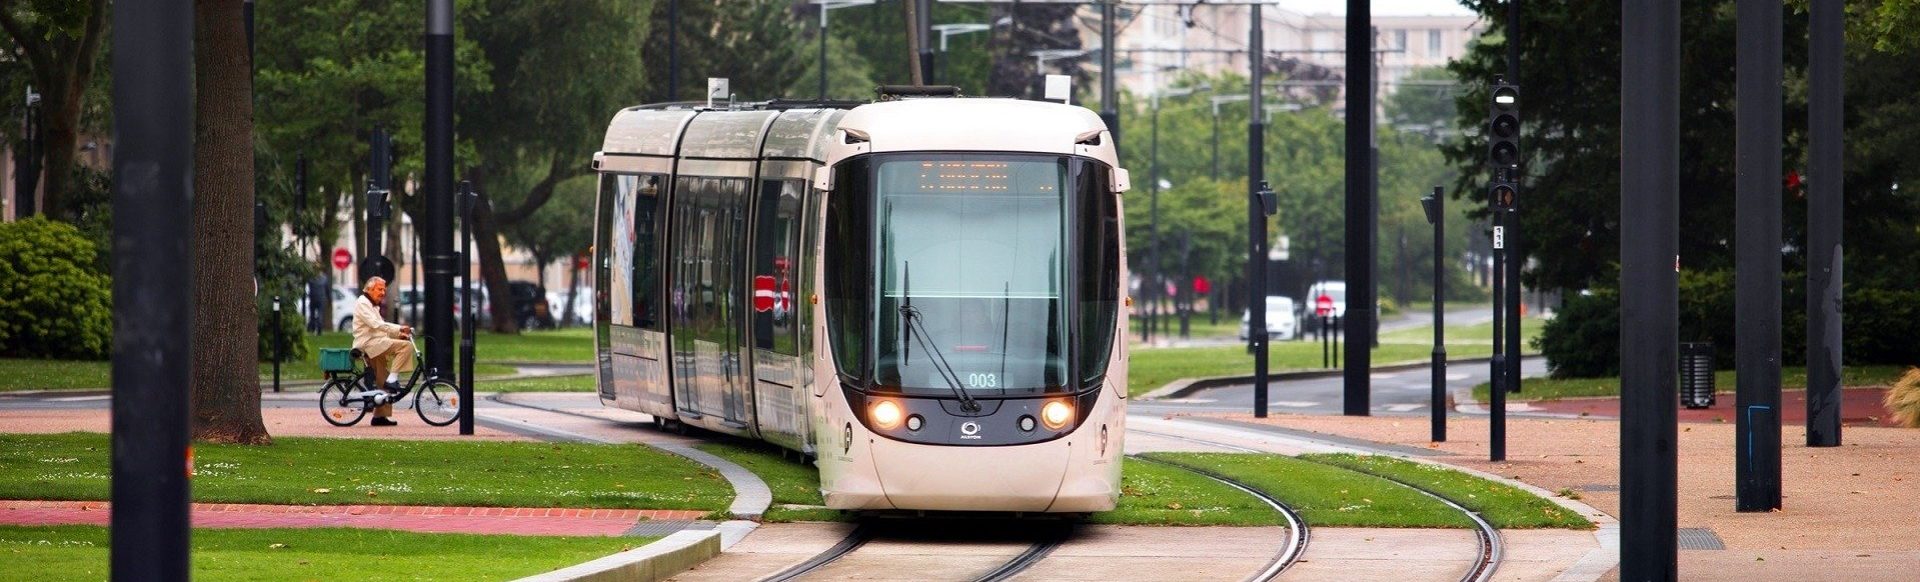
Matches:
[317,337,462,427]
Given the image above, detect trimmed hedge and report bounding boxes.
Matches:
[1540,269,1920,378]
[0,218,112,359]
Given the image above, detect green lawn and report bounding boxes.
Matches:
[1094,458,1283,526]
[1376,317,1546,346]
[1139,452,1472,528]
[482,374,597,393]
[1472,365,1908,402]
[1126,318,1546,398]
[692,442,839,522]
[0,433,732,512]
[0,525,651,582]
[1299,454,1592,529]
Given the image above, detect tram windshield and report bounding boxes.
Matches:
[824,154,1119,398]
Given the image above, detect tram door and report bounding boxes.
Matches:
[669,172,754,430]
[747,175,811,450]
[602,173,671,411]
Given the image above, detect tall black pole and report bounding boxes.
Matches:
[1427,186,1446,442]
[667,0,679,100]
[1211,104,1221,181]
[917,0,936,84]
[362,127,389,286]
[1806,0,1845,448]
[1342,0,1373,416]
[273,296,283,393]
[110,0,193,575]
[459,182,477,436]
[1147,99,1161,343]
[1490,189,1507,461]
[1621,0,1680,577]
[1100,2,1120,156]
[1505,0,1519,82]
[818,5,829,100]
[1248,4,1269,419]
[1734,0,1782,512]
[425,0,457,381]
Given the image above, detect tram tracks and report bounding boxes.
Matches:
[1131,427,1502,582]
[756,520,1066,582]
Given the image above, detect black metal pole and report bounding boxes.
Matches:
[1734,0,1783,511]
[459,182,477,436]
[1429,186,1446,442]
[1342,0,1373,416]
[1322,314,1330,368]
[362,127,389,286]
[1147,99,1161,343]
[818,5,829,100]
[1248,4,1269,419]
[1179,232,1191,339]
[425,0,458,382]
[1100,2,1120,157]
[1806,0,1844,448]
[667,0,679,101]
[1621,0,1681,577]
[1211,105,1221,181]
[917,0,935,84]
[1491,195,1507,461]
[110,0,193,574]
[273,296,282,393]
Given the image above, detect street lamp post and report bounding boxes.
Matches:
[814,1,876,100]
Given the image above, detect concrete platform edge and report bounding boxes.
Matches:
[513,529,722,582]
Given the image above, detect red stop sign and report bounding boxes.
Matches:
[752,275,776,312]
[1192,276,1211,296]
[1315,294,1334,317]
[332,248,352,271]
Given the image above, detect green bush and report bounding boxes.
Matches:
[1536,288,1619,378]
[0,218,112,360]
[1540,270,1920,379]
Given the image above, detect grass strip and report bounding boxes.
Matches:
[0,432,732,512]
[692,442,842,523]
[1128,342,1497,398]
[1094,458,1283,526]
[483,374,598,393]
[1472,365,1908,402]
[1140,452,1472,528]
[1299,453,1593,529]
[0,525,652,582]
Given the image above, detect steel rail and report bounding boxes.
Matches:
[1126,431,1307,582]
[756,525,874,582]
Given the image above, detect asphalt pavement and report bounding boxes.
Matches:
[1133,356,1547,417]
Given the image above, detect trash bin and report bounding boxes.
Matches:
[1679,342,1715,409]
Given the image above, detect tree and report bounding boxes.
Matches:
[191,0,269,445]
[1384,66,1456,132]
[463,0,649,332]
[987,3,1083,99]
[0,0,107,222]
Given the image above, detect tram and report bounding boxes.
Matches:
[590,89,1131,513]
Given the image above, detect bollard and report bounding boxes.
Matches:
[272,295,282,393]
[1680,342,1715,409]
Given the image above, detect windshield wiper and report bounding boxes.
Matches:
[899,261,980,412]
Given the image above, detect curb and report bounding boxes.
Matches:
[1139,356,1502,401]
[513,529,722,582]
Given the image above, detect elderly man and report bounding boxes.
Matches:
[354,276,414,426]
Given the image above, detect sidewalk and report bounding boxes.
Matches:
[1518,387,1899,427]
[1,500,699,536]
[1193,411,1920,580]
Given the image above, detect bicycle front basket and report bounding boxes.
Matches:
[319,348,356,373]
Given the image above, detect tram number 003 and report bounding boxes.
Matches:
[965,373,999,389]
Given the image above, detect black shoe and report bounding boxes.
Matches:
[384,381,403,392]
[370,417,398,427]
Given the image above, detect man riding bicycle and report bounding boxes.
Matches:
[354,276,413,426]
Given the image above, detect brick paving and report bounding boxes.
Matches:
[0,500,707,536]
[1522,387,1900,427]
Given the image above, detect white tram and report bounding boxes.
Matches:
[591,92,1131,513]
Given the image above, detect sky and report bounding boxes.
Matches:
[1274,0,1475,17]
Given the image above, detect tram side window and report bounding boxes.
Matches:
[594,174,615,343]
[753,179,805,354]
[823,159,873,382]
[632,174,664,331]
[1074,161,1119,386]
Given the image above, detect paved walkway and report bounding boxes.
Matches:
[1,500,702,536]
[1519,387,1900,426]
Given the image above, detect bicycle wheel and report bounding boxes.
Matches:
[319,378,368,427]
[414,378,462,427]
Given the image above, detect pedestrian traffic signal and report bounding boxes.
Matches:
[1488,76,1520,171]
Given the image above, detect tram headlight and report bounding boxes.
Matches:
[1040,400,1074,430]
[869,400,904,429]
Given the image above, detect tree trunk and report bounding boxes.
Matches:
[470,181,519,333]
[38,89,80,220]
[190,0,270,444]
[564,259,580,327]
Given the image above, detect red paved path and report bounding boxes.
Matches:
[0,500,707,536]
[1525,387,1900,426]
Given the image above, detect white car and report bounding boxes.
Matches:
[1239,296,1299,341]
[293,285,358,332]
[1299,281,1348,337]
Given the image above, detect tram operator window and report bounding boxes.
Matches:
[874,158,1069,397]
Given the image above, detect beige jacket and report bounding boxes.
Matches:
[351,295,408,358]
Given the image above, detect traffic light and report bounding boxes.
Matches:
[1488,76,1520,172]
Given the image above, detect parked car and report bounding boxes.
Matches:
[1239,296,1299,341]
[506,280,556,330]
[293,285,359,332]
[547,289,593,327]
[1298,281,1347,338]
